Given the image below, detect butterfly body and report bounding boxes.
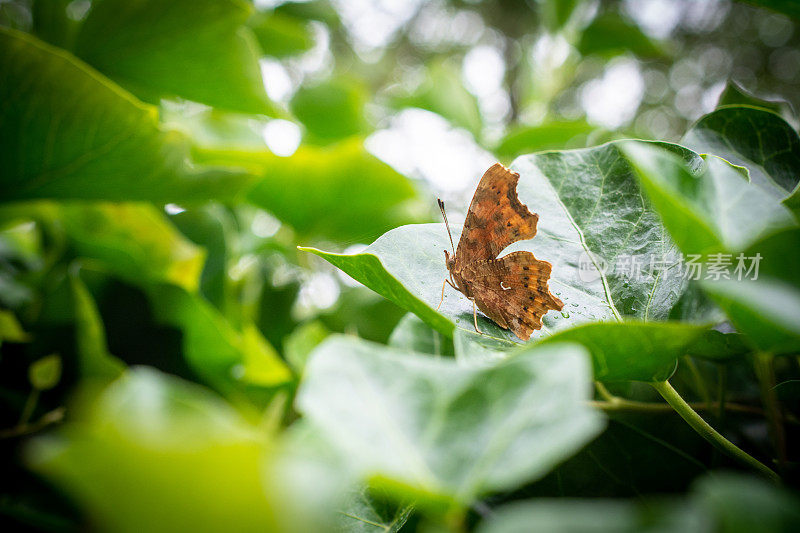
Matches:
[439,163,564,341]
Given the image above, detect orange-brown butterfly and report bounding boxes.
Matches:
[437,163,563,341]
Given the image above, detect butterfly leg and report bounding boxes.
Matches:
[436,279,458,311]
[469,298,482,334]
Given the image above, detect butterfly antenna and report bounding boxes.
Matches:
[437,198,456,255]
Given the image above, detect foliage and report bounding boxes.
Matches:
[2,1,800,532]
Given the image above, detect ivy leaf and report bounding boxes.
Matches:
[336,487,413,533]
[623,142,797,255]
[681,106,800,199]
[73,0,273,114]
[303,141,700,341]
[296,335,604,507]
[388,314,452,357]
[577,12,668,59]
[0,28,252,203]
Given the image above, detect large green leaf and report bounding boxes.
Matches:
[296,335,604,507]
[623,142,797,255]
[681,106,800,198]
[198,139,421,242]
[538,321,705,382]
[27,367,282,532]
[624,142,800,353]
[73,0,272,114]
[454,321,705,382]
[303,141,699,341]
[0,28,251,202]
[336,488,413,533]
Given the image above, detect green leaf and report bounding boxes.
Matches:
[29,354,61,390]
[699,278,800,353]
[494,121,611,160]
[0,28,252,203]
[296,335,604,506]
[147,284,292,393]
[303,141,699,341]
[716,81,786,115]
[685,329,749,361]
[73,0,273,114]
[290,77,369,143]
[681,106,800,198]
[577,12,668,59]
[31,0,76,49]
[26,367,282,532]
[199,139,421,242]
[539,321,706,382]
[336,487,413,533]
[623,142,797,255]
[0,309,30,343]
[740,0,800,19]
[285,320,330,372]
[17,202,206,292]
[388,313,453,357]
[69,270,126,381]
[248,10,314,58]
[389,59,483,137]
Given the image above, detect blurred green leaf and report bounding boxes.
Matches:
[297,335,604,507]
[741,0,800,19]
[623,142,796,255]
[249,10,313,58]
[388,313,453,357]
[577,12,667,59]
[291,77,369,143]
[27,367,282,532]
[31,0,75,49]
[199,139,421,242]
[494,121,611,159]
[73,0,273,114]
[389,59,483,137]
[18,202,206,292]
[685,329,749,361]
[148,284,292,394]
[681,106,800,199]
[29,354,61,390]
[284,320,330,373]
[0,309,31,343]
[303,142,700,341]
[69,271,126,381]
[478,472,800,533]
[0,28,252,203]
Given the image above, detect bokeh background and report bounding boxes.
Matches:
[2,0,800,531]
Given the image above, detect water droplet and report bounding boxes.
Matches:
[560,311,570,318]
[571,303,578,307]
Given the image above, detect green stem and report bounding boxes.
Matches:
[684,356,711,406]
[18,388,39,427]
[753,352,787,470]
[651,380,779,483]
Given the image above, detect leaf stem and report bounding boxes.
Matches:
[651,380,778,483]
[753,352,787,470]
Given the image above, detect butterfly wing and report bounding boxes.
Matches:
[454,163,539,268]
[460,251,563,340]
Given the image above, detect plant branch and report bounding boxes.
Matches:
[753,352,787,470]
[651,380,778,483]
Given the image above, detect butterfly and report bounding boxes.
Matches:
[437,163,563,341]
